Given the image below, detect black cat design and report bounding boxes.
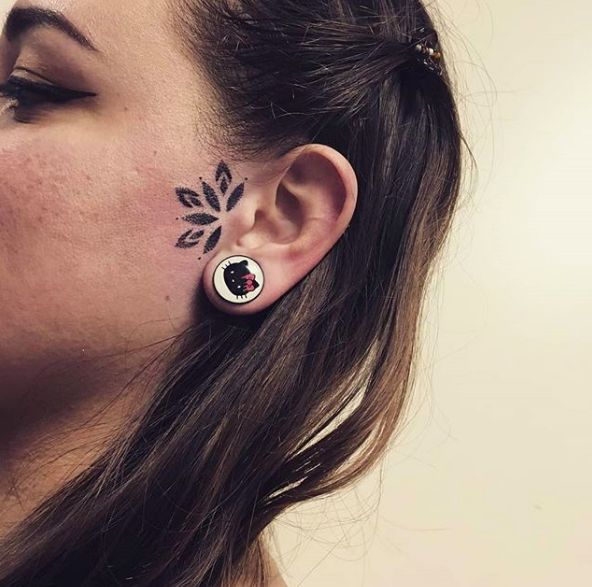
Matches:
[224,260,260,297]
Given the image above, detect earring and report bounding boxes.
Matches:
[212,255,265,305]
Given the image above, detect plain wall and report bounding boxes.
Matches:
[1,1,589,585]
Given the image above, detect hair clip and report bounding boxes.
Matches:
[410,26,443,77]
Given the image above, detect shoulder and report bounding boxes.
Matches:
[267,574,288,587]
[267,552,288,587]
[269,569,288,587]
[232,571,288,587]
[233,552,288,587]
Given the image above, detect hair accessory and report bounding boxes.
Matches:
[409,26,443,77]
[213,255,265,305]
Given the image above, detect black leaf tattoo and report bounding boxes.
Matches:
[215,161,232,186]
[203,226,222,254]
[176,187,202,208]
[202,181,220,212]
[176,229,203,248]
[183,213,219,225]
[175,160,247,257]
[226,182,245,212]
[220,178,228,195]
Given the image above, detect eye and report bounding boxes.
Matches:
[0,75,97,122]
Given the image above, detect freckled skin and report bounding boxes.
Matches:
[0,0,225,404]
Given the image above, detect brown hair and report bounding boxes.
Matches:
[0,0,472,585]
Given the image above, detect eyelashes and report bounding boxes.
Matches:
[0,75,96,120]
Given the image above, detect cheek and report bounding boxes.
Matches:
[0,143,92,282]
[0,134,202,366]
[0,137,159,279]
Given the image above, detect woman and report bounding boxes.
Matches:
[0,0,467,585]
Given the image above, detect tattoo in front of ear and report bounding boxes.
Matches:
[174,161,247,259]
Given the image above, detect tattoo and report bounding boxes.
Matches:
[174,161,247,259]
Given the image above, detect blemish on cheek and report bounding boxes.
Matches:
[173,160,246,258]
[165,295,171,302]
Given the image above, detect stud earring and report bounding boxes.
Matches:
[212,255,265,305]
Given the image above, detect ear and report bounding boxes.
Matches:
[203,144,358,314]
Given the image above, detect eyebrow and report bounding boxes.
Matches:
[2,6,99,52]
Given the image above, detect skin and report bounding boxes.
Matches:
[0,1,357,583]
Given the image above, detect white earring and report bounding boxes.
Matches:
[212,255,265,305]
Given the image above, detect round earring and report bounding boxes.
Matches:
[212,255,265,305]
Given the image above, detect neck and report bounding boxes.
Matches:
[0,342,170,540]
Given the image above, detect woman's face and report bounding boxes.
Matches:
[0,0,219,400]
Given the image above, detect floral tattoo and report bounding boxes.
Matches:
[175,161,247,259]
